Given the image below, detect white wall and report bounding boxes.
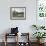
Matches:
[0,0,36,42]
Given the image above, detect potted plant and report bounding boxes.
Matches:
[33,32,46,43]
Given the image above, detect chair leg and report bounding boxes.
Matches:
[4,33,7,46]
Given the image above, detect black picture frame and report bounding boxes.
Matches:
[10,7,26,20]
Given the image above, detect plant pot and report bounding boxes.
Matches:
[37,39,40,43]
[40,38,45,43]
[37,39,45,44]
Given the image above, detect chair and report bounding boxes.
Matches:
[18,33,30,46]
[4,27,19,46]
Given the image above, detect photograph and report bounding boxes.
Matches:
[10,7,26,20]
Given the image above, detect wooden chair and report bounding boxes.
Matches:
[4,33,18,46]
[18,33,30,46]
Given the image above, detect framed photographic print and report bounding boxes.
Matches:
[10,7,26,20]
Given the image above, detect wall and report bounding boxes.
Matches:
[0,0,36,42]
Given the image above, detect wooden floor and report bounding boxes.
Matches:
[0,42,46,46]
